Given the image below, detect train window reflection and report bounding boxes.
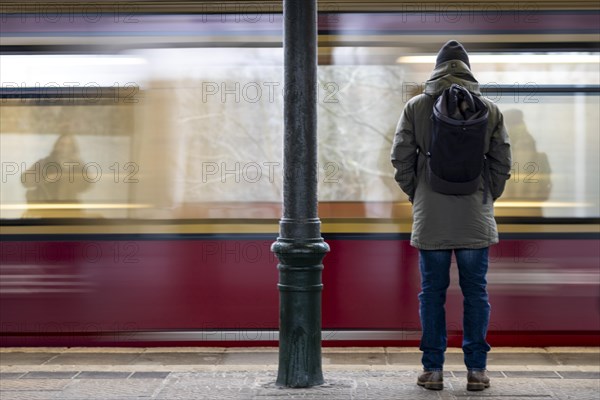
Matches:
[0,104,137,219]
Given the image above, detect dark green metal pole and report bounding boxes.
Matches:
[271,0,329,388]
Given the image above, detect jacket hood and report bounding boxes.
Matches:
[423,60,480,96]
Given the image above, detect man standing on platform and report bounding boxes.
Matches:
[391,40,512,391]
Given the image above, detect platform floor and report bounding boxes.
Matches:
[1,347,598,399]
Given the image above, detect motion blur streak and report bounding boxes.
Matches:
[0,3,598,346]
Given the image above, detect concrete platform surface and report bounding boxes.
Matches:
[0,347,598,399]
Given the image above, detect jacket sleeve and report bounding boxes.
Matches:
[391,101,418,202]
[487,111,512,201]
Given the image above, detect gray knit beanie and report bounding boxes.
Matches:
[436,40,470,69]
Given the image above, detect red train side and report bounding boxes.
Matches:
[1,233,598,346]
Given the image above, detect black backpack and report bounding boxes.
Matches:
[425,84,490,202]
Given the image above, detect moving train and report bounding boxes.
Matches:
[1,0,599,346]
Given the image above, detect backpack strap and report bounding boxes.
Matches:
[483,155,491,204]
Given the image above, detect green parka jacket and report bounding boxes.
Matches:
[391,60,512,250]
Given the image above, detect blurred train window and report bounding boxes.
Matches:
[1,48,598,220]
[325,50,600,219]
[0,104,137,219]
[0,55,142,219]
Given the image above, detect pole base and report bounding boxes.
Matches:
[272,238,328,388]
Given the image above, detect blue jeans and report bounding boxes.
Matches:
[418,248,491,371]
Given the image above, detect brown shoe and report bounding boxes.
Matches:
[417,370,443,390]
[467,370,491,391]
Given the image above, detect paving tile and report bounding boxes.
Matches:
[0,372,26,379]
[386,352,422,365]
[542,379,600,400]
[0,391,62,400]
[256,377,366,399]
[353,380,421,400]
[129,371,170,379]
[503,370,561,378]
[21,371,78,379]
[44,353,140,365]
[443,376,554,397]
[132,352,222,365]
[443,353,466,365]
[558,371,600,379]
[74,371,132,379]
[221,352,277,365]
[386,352,465,365]
[0,379,72,391]
[59,379,161,399]
[323,352,387,365]
[550,352,600,366]
[155,372,268,400]
[487,352,558,365]
[0,353,59,366]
